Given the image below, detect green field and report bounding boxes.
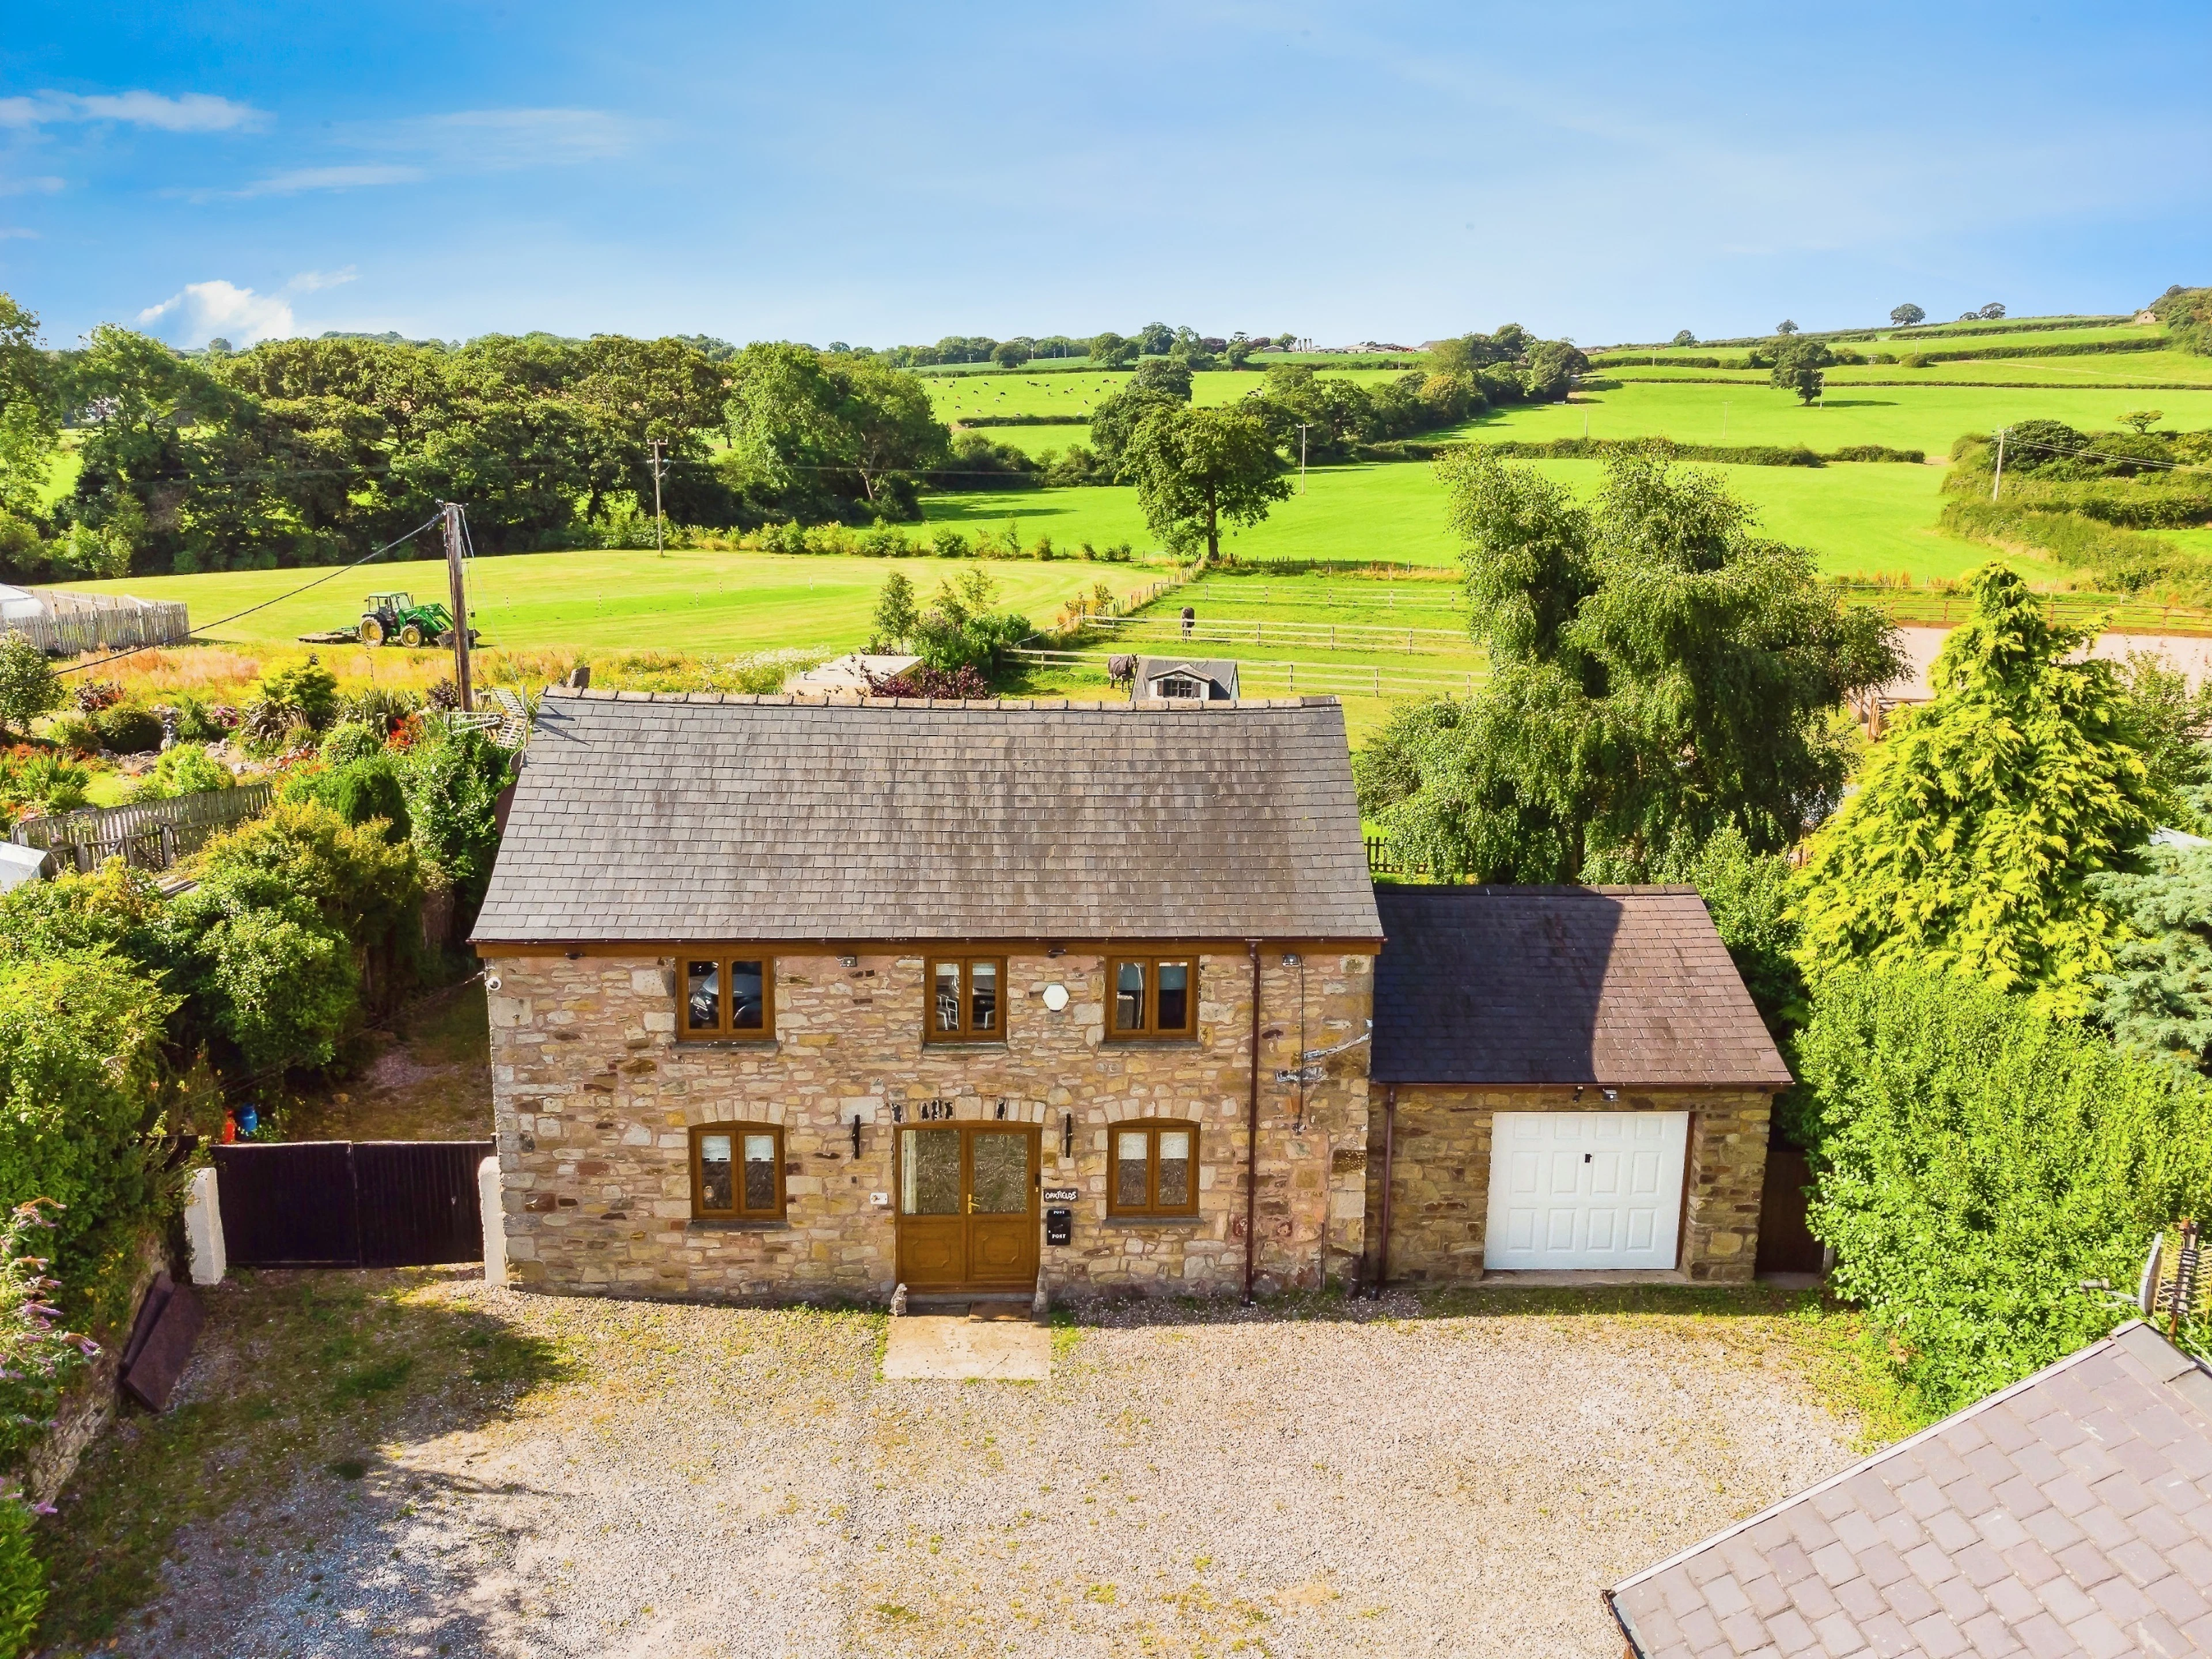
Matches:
[927,368,1396,425]
[926,458,2006,582]
[59,548,1145,654]
[1598,319,2163,362]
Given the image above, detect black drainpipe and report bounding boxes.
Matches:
[1377,1084,1397,1293]
[1244,940,1262,1304]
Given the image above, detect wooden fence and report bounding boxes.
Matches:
[1012,646,1480,699]
[0,594,190,656]
[9,782,276,874]
[1365,836,1464,880]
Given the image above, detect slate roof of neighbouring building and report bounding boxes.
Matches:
[1608,1321,2212,1659]
[471,688,1380,945]
[1369,885,1792,1088]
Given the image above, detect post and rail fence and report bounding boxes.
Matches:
[1011,646,1479,700]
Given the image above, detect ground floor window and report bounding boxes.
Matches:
[691,1123,783,1219]
[1108,1120,1198,1217]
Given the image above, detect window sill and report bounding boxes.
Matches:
[921,1039,1010,1051]
[686,1218,791,1233]
[1101,1213,1205,1228]
[675,1038,780,1051]
[1103,1037,1205,1050]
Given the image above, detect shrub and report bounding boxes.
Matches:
[866,664,991,699]
[400,727,510,931]
[1798,965,2212,1416]
[333,686,420,735]
[175,902,357,1073]
[70,681,120,715]
[130,745,233,803]
[169,695,236,743]
[0,956,173,1276]
[0,1199,100,1480]
[89,706,161,755]
[0,1497,43,1658]
[929,528,969,559]
[0,752,90,819]
[318,720,388,766]
[251,661,339,730]
[0,641,60,741]
[282,753,411,840]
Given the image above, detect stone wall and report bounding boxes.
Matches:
[1363,1085,1773,1284]
[486,949,1373,1302]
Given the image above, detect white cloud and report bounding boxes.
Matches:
[0,90,264,132]
[0,176,63,197]
[349,107,642,169]
[137,280,296,347]
[225,164,422,198]
[287,266,357,293]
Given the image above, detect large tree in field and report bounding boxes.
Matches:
[1793,563,2170,1017]
[1889,302,1925,327]
[1120,405,1289,563]
[1770,338,1835,404]
[1358,446,1899,881]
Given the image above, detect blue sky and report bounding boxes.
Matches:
[2,2,2206,352]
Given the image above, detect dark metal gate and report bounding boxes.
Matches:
[213,1141,494,1269]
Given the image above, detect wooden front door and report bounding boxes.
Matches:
[895,1124,1040,1294]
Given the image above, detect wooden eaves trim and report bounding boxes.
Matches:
[474,936,1387,957]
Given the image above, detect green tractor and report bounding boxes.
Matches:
[357,592,478,648]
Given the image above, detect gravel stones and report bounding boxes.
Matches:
[101,1279,1859,1657]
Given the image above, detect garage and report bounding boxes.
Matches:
[1483,1110,1688,1271]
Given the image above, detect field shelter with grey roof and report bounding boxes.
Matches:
[471,687,1797,1304]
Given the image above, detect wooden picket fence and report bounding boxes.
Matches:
[9,782,276,874]
[0,593,190,656]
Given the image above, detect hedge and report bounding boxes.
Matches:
[1798,966,2212,1416]
[1362,437,1924,467]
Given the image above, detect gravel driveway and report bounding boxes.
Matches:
[74,1271,1863,1658]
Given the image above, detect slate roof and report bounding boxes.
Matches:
[471,689,1380,945]
[1608,1321,2212,1659]
[1370,885,1791,1088]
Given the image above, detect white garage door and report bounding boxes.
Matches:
[1484,1111,1688,1271]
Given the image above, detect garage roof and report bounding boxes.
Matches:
[1608,1321,2212,1659]
[472,689,1381,946]
[1370,885,1792,1089]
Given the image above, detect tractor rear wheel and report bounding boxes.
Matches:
[399,623,426,647]
[359,616,385,646]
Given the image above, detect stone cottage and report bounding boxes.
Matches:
[472,687,1791,1304]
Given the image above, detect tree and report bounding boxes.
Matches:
[1361,446,1899,880]
[1136,322,1175,357]
[1980,302,2006,320]
[1669,329,1696,347]
[1793,563,2171,1016]
[2092,846,2212,1074]
[1119,406,1290,563]
[1089,331,1138,369]
[0,294,58,521]
[1770,338,1835,404]
[872,570,918,649]
[1775,319,1799,336]
[1520,340,1588,401]
[1088,361,1193,477]
[1889,303,1926,327]
[990,338,1033,368]
[2120,408,2164,436]
[0,638,60,737]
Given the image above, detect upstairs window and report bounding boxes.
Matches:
[1155,673,1205,699]
[1109,956,1196,1039]
[926,956,1005,1041]
[680,956,774,1041]
[1108,1121,1199,1217]
[691,1124,784,1219]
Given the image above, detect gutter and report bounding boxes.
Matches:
[1244,939,1261,1305]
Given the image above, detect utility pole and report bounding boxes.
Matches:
[648,439,668,555]
[1297,424,1311,495]
[440,501,474,714]
[1991,427,2007,501]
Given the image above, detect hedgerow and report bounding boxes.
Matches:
[1797,965,2212,1416]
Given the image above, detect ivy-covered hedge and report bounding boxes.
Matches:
[1797,966,2212,1416]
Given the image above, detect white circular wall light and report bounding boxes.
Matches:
[1042,983,1070,1012]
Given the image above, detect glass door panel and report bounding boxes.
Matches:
[969,1131,1031,1214]
[900,1129,961,1215]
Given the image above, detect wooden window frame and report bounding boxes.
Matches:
[689,1122,786,1220]
[676,953,776,1043]
[923,955,1008,1044]
[1106,1119,1200,1218]
[1107,955,1198,1041]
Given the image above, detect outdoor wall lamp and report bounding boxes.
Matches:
[851,1114,862,1158]
[1062,1111,1075,1158]
[839,953,859,968]
[1282,952,1302,966]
